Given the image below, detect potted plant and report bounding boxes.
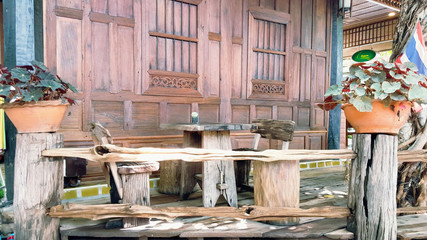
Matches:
[0,60,78,133]
[318,60,427,134]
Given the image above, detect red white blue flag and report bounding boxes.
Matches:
[396,21,427,75]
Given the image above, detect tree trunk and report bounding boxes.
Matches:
[14,133,63,240]
[347,134,397,240]
[393,0,427,208]
[390,0,427,62]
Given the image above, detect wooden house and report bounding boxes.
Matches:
[1,0,406,182]
[46,0,333,151]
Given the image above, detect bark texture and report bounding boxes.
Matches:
[14,133,63,240]
[347,134,397,240]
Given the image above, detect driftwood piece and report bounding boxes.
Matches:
[14,133,63,240]
[42,145,427,163]
[90,122,123,200]
[347,134,398,240]
[48,203,350,221]
[251,119,295,141]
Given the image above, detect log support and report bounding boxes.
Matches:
[347,134,397,240]
[14,133,64,239]
[119,163,159,228]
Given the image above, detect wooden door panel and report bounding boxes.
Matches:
[167,104,191,123]
[56,0,81,9]
[117,0,133,17]
[256,106,272,119]
[301,0,313,49]
[93,101,124,130]
[298,107,310,127]
[56,17,83,91]
[314,0,327,51]
[132,102,160,130]
[92,22,110,91]
[314,56,327,101]
[118,26,135,92]
[277,106,293,121]
[232,105,250,124]
[199,104,220,123]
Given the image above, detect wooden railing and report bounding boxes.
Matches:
[343,18,398,48]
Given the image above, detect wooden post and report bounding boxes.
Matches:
[14,133,63,239]
[347,134,397,240]
[119,163,159,228]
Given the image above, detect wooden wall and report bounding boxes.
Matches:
[44,0,332,151]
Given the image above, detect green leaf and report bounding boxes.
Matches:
[404,62,418,72]
[404,72,423,85]
[324,84,342,97]
[66,82,78,93]
[36,71,56,81]
[349,82,358,91]
[0,85,14,97]
[373,91,388,100]
[383,62,395,69]
[355,86,366,96]
[371,71,386,82]
[350,96,373,112]
[382,81,401,94]
[22,88,44,102]
[408,85,427,101]
[31,60,48,71]
[11,68,31,82]
[38,80,63,91]
[389,71,403,80]
[371,82,381,91]
[390,93,407,101]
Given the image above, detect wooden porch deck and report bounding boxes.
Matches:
[59,166,427,240]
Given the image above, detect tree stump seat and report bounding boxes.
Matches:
[236,119,299,225]
[118,162,159,228]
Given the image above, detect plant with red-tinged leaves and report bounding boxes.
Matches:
[0,60,77,104]
[318,60,427,112]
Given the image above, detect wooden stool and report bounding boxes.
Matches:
[118,162,159,228]
[245,119,299,225]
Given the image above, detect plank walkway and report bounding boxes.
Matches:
[60,167,427,239]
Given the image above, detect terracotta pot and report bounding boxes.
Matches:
[342,100,412,135]
[0,100,70,133]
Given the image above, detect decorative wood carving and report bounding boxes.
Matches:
[149,70,198,90]
[252,79,286,95]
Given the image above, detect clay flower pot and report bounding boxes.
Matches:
[342,100,412,135]
[0,100,70,133]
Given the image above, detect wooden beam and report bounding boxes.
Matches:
[42,145,427,163]
[149,31,198,43]
[48,204,350,221]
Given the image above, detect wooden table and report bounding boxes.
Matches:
[160,123,254,208]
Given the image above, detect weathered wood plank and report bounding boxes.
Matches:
[251,119,295,141]
[263,218,348,238]
[48,204,350,220]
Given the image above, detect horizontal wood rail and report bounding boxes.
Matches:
[42,145,427,163]
[47,203,427,221]
[48,204,349,220]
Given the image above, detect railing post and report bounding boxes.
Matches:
[347,134,397,240]
[14,133,63,239]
